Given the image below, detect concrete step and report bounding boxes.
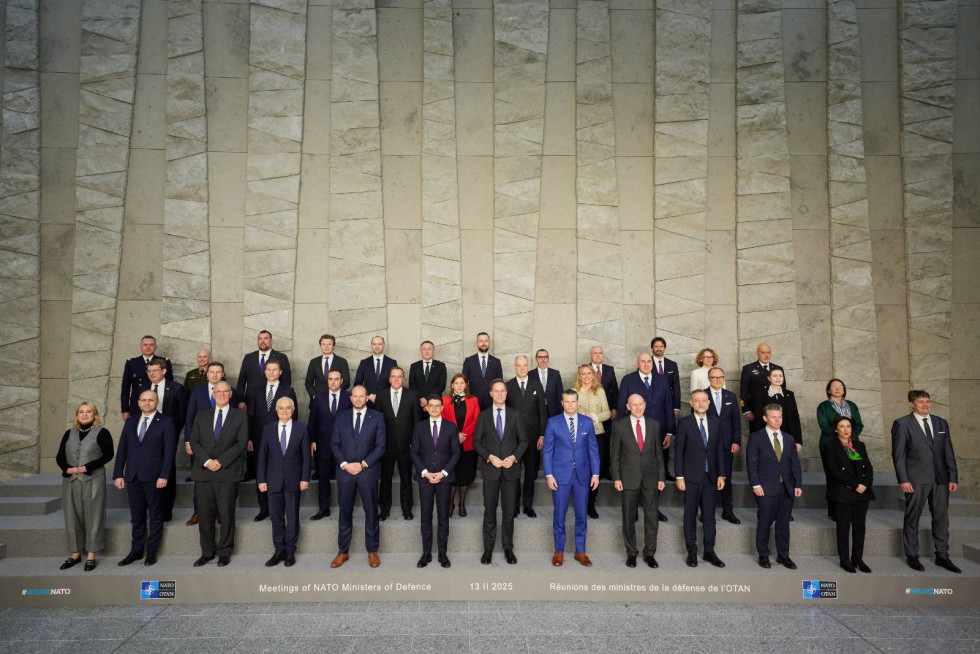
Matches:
[0,496,61,516]
[965,542,980,564]
[900,496,980,517]
[0,543,5,561]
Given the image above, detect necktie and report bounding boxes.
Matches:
[393,390,400,414]
[209,388,215,408]
[266,384,274,412]
[432,420,439,445]
[323,357,329,379]
[280,424,288,455]
[643,375,650,390]
[772,431,782,482]
[699,418,709,473]
[424,361,430,380]
[922,417,933,441]
[152,383,158,395]
[635,419,643,452]
[375,358,381,379]
[658,360,663,375]
[714,390,721,415]
[496,409,504,441]
[481,355,487,377]
[139,416,149,442]
[520,380,525,394]
[213,409,223,442]
[596,366,602,383]
[260,353,266,372]
[331,393,337,415]
[568,417,576,447]
[354,412,362,435]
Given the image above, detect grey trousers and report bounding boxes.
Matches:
[621,485,660,558]
[62,475,106,553]
[903,482,950,558]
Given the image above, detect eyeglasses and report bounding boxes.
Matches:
[708,375,724,379]
[829,385,844,390]
[213,389,232,394]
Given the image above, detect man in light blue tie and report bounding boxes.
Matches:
[543,389,600,566]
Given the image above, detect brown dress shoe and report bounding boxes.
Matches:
[574,552,592,567]
[368,552,381,568]
[185,513,199,526]
[330,553,349,568]
[552,552,564,566]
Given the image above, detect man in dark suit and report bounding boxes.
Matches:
[189,381,249,567]
[543,389,600,567]
[353,335,397,404]
[375,366,422,520]
[308,369,351,520]
[461,332,503,409]
[136,358,185,521]
[257,397,311,567]
[236,329,292,410]
[120,335,173,420]
[650,337,681,421]
[891,389,961,573]
[408,340,447,407]
[618,352,676,503]
[113,391,178,567]
[706,367,743,524]
[590,345,619,478]
[610,394,665,568]
[330,385,386,568]
[304,333,350,401]
[747,403,803,570]
[739,342,785,432]
[506,355,547,518]
[674,390,726,568]
[532,349,563,417]
[411,394,461,568]
[245,357,297,522]
[473,379,528,564]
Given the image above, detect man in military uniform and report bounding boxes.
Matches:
[121,335,173,421]
[183,348,212,396]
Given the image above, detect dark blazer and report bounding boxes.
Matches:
[408,359,448,400]
[410,418,461,483]
[304,354,351,400]
[461,353,503,409]
[746,428,802,497]
[120,355,173,413]
[751,388,802,446]
[472,405,528,482]
[617,371,676,439]
[257,420,312,492]
[184,384,242,440]
[542,413,600,486]
[375,386,423,454]
[653,357,681,412]
[817,399,863,449]
[891,413,958,486]
[189,406,249,482]
[609,415,664,491]
[673,414,724,482]
[245,383,298,445]
[821,439,875,504]
[113,413,178,483]
[133,379,186,428]
[705,387,742,449]
[594,363,619,417]
[532,367,563,417]
[739,360,785,415]
[331,408,386,483]
[236,349,292,399]
[505,376,548,441]
[308,388,352,447]
[353,355,398,398]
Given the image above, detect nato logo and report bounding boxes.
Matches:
[803,580,837,599]
[140,581,175,600]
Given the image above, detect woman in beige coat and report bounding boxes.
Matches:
[574,364,611,519]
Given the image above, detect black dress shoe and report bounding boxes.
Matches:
[439,554,451,568]
[935,557,961,573]
[686,553,698,568]
[658,511,668,523]
[144,552,158,566]
[840,557,856,573]
[118,551,143,566]
[644,555,658,569]
[253,510,269,522]
[403,512,413,520]
[458,506,467,517]
[722,511,741,524]
[284,552,296,567]
[758,556,771,569]
[60,556,82,570]
[907,556,925,571]
[311,509,330,520]
[266,551,285,567]
[854,559,872,573]
[776,555,797,570]
[216,556,230,567]
[587,508,599,519]
[379,511,389,521]
[504,549,517,565]
[84,559,97,571]
[193,554,215,567]
[626,555,637,568]
[523,507,537,518]
[417,553,431,568]
[703,552,725,568]
[481,550,492,565]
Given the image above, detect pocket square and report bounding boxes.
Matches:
[725,402,732,405]
[938,431,946,435]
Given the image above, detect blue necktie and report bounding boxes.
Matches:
[260,353,266,373]
[210,388,215,408]
[496,409,504,442]
[213,409,223,442]
[354,411,362,436]
[481,355,487,377]
[432,420,439,445]
[699,417,709,473]
[280,424,288,455]
[568,417,576,447]
[375,358,381,380]
[138,417,148,442]
[323,357,329,380]
[643,375,651,390]
[331,393,337,415]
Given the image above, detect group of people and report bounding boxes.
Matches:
[55,332,962,575]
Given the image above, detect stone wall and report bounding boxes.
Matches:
[2,0,978,491]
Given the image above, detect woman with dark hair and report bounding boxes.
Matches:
[817,378,864,519]
[750,368,802,449]
[442,373,480,517]
[821,415,874,573]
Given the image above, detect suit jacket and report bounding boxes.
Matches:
[184,384,242,440]
[257,420,312,493]
[505,377,548,441]
[304,354,351,400]
[609,415,664,491]
[739,360,785,414]
[353,354,398,398]
[592,363,619,418]
[543,413,600,486]
[120,355,173,413]
[706,387,742,449]
[410,418,461,483]
[617,371,676,440]
[746,428,802,497]
[308,388,352,447]
[461,353,503,409]
[246,383,298,445]
[533,367,564,417]
[375,386,423,454]
[472,405,528,482]
[132,379,186,429]
[751,388,802,446]
[331,408,386,483]
[113,413,178,483]
[236,349,292,400]
[408,359,448,400]
[816,399,864,449]
[653,357,681,412]
[441,395,480,451]
[821,439,875,504]
[189,406,249,482]
[673,414,724,483]
[891,413,957,486]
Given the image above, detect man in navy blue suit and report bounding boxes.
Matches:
[120,335,173,420]
[133,358,185,522]
[590,345,619,477]
[674,390,726,569]
[532,349,563,417]
[706,367,743,524]
[113,391,178,567]
[330,385,387,568]
[235,330,291,410]
[461,332,503,410]
[245,358,297,521]
[353,335,398,404]
[543,389,600,567]
[411,394,461,568]
[747,403,803,570]
[257,397,311,567]
[308,369,351,520]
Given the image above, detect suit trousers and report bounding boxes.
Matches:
[127,481,164,554]
[621,485,660,557]
[903,482,950,557]
[835,501,869,561]
[683,475,717,554]
[552,478,589,553]
[717,450,734,512]
[337,476,380,553]
[516,444,540,512]
[162,463,177,519]
[380,450,413,516]
[315,445,333,511]
[246,444,270,512]
[598,426,611,479]
[755,489,793,558]
[196,480,239,557]
[418,480,451,555]
[482,477,519,551]
[268,489,301,553]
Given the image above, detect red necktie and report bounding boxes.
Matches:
[596,366,602,383]
[658,360,663,375]
[635,419,643,452]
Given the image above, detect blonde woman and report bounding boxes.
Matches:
[690,348,719,396]
[574,364,611,519]
[56,402,114,571]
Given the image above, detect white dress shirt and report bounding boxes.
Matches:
[421,417,449,478]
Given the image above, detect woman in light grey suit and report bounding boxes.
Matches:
[574,365,611,519]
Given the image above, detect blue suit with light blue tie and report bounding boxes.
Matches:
[543,412,600,553]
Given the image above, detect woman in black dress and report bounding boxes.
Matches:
[752,368,803,450]
[821,415,875,573]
